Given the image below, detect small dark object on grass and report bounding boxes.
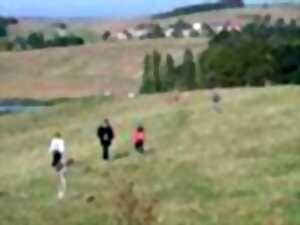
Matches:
[86,195,95,203]
[66,158,75,166]
[84,166,93,173]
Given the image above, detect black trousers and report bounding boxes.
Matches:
[52,151,63,172]
[102,144,110,160]
[135,141,144,154]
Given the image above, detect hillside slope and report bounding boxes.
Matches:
[0,38,207,99]
[1,86,300,225]
[154,6,300,26]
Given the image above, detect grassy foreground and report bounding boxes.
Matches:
[1,86,300,225]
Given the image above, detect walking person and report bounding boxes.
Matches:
[211,89,222,113]
[48,132,67,199]
[207,76,222,113]
[132,125,145,154]
[97,119,115,160]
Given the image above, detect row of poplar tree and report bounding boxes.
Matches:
[140,49,206,93]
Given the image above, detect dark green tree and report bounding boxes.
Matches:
[140,54,155,93]
[151,24,165,38]
[161,54,176,91]
[0,24,7,37]
[262,14,272,26]
[152,50,162,92]
[102,31,111,41]
[196,52,206,88]
[27,32,45,49]
[14,37,28,50]
[275,18,285,30]
[177,49,197,90]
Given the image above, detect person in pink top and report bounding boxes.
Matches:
[132,125,145,154]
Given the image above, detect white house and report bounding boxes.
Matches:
[129,29,150,39]
[164,28,174,38]
[182,29,192,38]
[116,32,128,40]
[224,20,242,32]
[104,91,112,97]
[193,23,202,33]
[128,92,136,99]
[215,25,224,33]
[56,28,68,37]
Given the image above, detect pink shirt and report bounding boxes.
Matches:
[132,130,145,144]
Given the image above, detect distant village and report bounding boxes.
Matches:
[102,19,242,41]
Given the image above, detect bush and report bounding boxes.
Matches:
[14,37,27,50]
[27,32,45,49]
[0,26,7,37]
[102,31,111,41]
[0,40,13,51]
[24,33,84,49]
[112,176,159,225]
[150,24,165,38]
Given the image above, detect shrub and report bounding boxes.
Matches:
[112,178,159,225]
[0,40,13,51]
[102,31,111,41]
[151,24,165,38]
[27,32,45,49]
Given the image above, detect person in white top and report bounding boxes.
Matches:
[48,132,67,200]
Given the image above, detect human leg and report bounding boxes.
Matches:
[103,144,110,160]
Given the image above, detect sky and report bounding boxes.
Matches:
[0,0,299,18]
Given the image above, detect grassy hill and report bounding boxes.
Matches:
[154,6,300,27]
[1,86,300,225]
[1,6,299,100]
[8,6,300,39]
[0,38,207,99]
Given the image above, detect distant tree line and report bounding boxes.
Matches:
[15,32,84,50]
[0,32,85,51]
[153,0,244,19]
[0,16,15,51]
[140,16,300,93]
[0,16,84,51]
[0,16,18,26]
[0,16,18,38]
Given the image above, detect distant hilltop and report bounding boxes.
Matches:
[153,0,245,19]
[152,0,300,19]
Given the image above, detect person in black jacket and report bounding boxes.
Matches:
[97,118,115,160]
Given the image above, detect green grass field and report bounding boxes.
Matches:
[1,86,300,225]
